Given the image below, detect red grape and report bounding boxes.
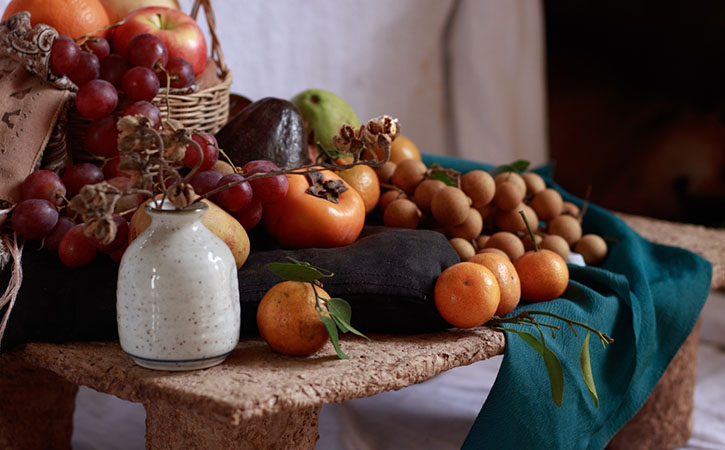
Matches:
[45,217,75,252]
[189,170,223,195]
[215,174,253,212]
[76,79,118,119]
[58,224,97,268]
[83,37,110,59]
[109,241,128,264]
[127,33,168,69]
[12,199,59,240]
[243,160,289,204]
[232,199,263,230]
[88,214,128,253]
[62,163,104,198]
[85,116,119,158]
[21,170,66,206]
[99,54,130,89]
[183,132,218,171]
[103,156,128,179]
[50,35,80,76]
[157,57,194,89]
[122,66,160,102]
[68,51,100,87]
[122,101,161,129]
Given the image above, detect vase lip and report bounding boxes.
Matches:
[145,200,208,215]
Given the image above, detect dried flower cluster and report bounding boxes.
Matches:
[332,115,400,162]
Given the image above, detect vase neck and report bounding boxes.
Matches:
[145,200,208,226]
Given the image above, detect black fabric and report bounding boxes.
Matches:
[0,226,456,352]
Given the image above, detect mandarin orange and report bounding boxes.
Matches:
[468,252,521,316]
[3,0,111,39]
[434,262,500,328]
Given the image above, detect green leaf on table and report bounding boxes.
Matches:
[580,331,599,408]
[327,298,370,340]
[267,257,335,283]
[501,327,564,407]
[490,160,530,176]
[320,314,348,360]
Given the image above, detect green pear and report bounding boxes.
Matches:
[291,89,361,153]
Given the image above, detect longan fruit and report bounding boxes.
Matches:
[494,171,526,196]
[493,181,525,211]
[530,188,563,221]
[562,201,580,217]
[477,247,510,260]
[476,203,496,222]
[375,161,397,184]
[449,237,475,261]
[461,170,496,208]
[431,186,470,227]
[574,234,608,265]
[446,207,483,241]
[475,234,490,250]
[521,232,544,252]
[522,172,546,195]
[383,198,421,229]
[391,159,427,194]
[379,190,407,212]
[413,179,447,214]
[540,234,570,261]
[494,204,538,233]
[548,215,582,246]
[484,231,525,261]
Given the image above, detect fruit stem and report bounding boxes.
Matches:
[519,210,539,252]
[74,19,126,43]
[517,309,614,345]
[578,184,592,224]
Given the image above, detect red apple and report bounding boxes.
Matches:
[111,7,207,75]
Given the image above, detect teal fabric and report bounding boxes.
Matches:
[421,154,713,450]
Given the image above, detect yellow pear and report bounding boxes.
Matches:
[128,198,250,269]
[99,0,180,22]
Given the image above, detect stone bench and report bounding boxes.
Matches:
[1,214,723,449]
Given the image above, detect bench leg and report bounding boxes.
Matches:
[144,400,321,450]
[608,320,701,450]
[0,359,78,450]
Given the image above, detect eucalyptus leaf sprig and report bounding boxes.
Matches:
[489,311,613,408]
[267,257,369,360]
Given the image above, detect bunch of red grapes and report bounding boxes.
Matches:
[10,33,289,269]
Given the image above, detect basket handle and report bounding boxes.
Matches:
[190,0,229,79]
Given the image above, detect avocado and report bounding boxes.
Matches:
[215,97,309,169]
[291,89,361,152]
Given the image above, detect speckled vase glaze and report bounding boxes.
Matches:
[117,201,240,371]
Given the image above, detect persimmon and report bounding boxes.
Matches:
[263,170,365,249]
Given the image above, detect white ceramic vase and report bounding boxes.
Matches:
[117,200,240,371]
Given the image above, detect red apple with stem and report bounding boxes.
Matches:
[111,7,207,75]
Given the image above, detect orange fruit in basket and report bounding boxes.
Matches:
[434,262,501,328]
[468,252,521,317]
[336,164,380,214]
[3,0,111,39]
[363,134,422,164]
[256,281,331,356]
[513,249,569,303]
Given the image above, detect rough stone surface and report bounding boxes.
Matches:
[618,213,725,289]
[609,321,701,450]
[0,359,78,450]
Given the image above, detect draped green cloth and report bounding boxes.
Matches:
[422,154,712,450]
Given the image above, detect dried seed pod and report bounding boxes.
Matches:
[431,186,470,227]
[484,231,525,261]
[530,188,563,221]
[522,172,546,195]
[383,198,421,229]
[493,181,525,212]
[548,214,582,246]
[494,171,526,196]
[461,170,496,208]
[449,237,475,261]
[446,207,483,241]
[391,159,427,194]
[574,234,608,265]
[540,234,570,261]
[413,179,447,214]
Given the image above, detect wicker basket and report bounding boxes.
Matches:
[47,0,231,168]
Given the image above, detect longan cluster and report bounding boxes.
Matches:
[377,162,608,266]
